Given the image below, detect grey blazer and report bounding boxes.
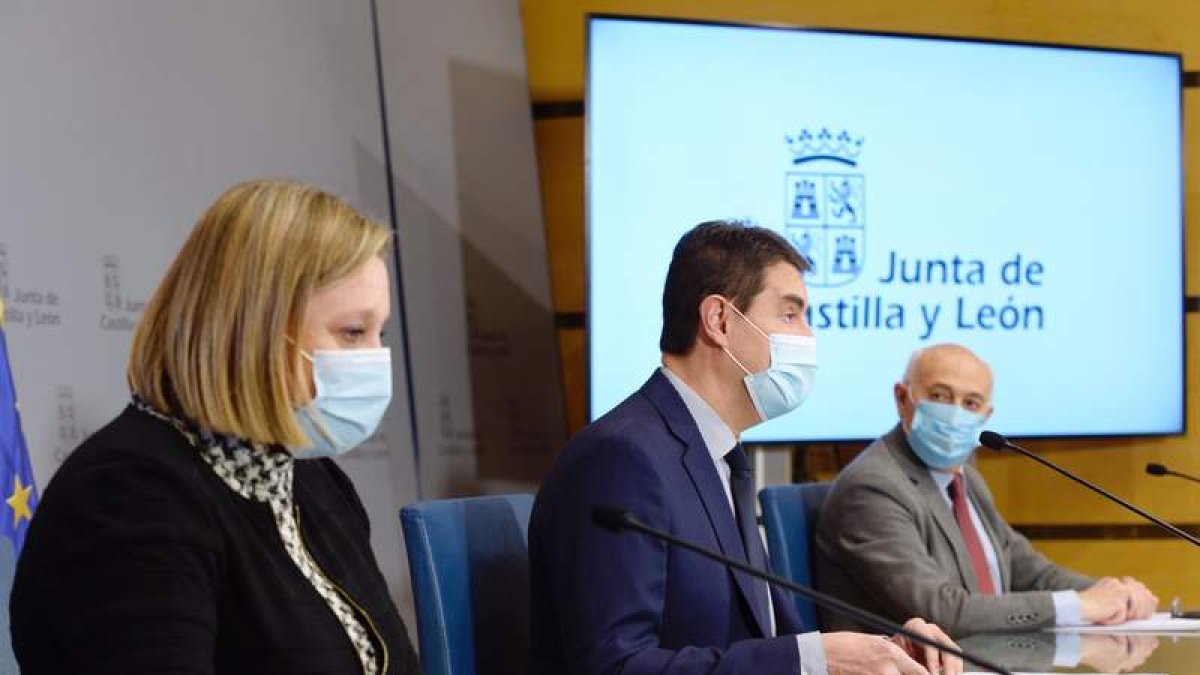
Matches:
[814,425,1093,637]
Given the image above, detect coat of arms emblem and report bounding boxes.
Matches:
[784,128,865,287]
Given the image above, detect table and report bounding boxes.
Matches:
[959,630,1200,673]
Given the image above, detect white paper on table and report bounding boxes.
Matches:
[1049,612,1200,633]
[965,672,1167,675]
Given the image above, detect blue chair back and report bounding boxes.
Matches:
[758,482,833,631]
[400,494,534,675]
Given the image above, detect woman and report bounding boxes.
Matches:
[11,179,422,674]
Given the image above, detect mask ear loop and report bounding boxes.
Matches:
[723,300,771,341]
[720,299,769,376]
[284,334,318,408]
[722,346,752,376]
[284,335,315,363]
[284,336,337,449]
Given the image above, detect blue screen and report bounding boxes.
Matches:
[587,17,1183,441]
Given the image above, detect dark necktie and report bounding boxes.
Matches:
[948,473,997,595]
[724,444,772,632]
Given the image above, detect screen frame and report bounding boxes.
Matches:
[584,13,1187,443]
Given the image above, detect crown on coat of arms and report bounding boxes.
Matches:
[786,128,864,166]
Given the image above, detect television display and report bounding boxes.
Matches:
[587,16,1183,441]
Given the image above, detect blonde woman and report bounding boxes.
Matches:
[11,180,422,674]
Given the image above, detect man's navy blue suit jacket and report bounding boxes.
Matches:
[529,370,806,675]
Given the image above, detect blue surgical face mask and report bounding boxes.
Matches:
[722,303,818,422]
[907,399,987,470]
[292,347,392,459]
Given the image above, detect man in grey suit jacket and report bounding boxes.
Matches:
[814,343,1158,638]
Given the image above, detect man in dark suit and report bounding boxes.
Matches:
[529,221,960,675]
[815,343,1159,639]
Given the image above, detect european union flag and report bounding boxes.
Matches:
[0,298,37,554]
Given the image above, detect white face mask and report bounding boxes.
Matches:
[292,347,392,459]
[721,303,818,422]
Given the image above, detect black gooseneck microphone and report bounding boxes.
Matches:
[979,431,1200,548]
[590,504,1014,675]
[1146,462,1200,486]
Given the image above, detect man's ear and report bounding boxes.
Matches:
[696,294,732,348]
[893,382,910,418]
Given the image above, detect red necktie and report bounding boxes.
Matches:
[949,473,996,595]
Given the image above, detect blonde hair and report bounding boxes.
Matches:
[128,179,391,447]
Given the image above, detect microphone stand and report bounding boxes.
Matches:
[591,505,1014,675]
[980,432,1200,548]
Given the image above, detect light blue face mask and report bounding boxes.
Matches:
[907,400,987,470]
[722,304,818,422]
[293,347,392,459]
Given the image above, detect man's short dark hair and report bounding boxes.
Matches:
[659,220,809,355]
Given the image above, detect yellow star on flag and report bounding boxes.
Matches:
[7,474,32,529]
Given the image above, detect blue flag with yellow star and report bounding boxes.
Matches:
[0,298,37,554]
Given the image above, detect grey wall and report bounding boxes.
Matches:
[0,0,562,642]
[376,0,566,499]
[0,0,422,625]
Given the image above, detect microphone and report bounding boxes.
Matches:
[591,504,1013,675]
[1146,462,1200,485]
[591,504,636,531]
[979,431,1200,548]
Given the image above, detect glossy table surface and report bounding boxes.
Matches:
[959,630,1200,673]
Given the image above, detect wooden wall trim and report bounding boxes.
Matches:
[1013,522,1200,540]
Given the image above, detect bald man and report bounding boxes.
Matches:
[814,344,1158,639]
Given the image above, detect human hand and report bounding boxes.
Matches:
[1120,576,1158,620]
[1080,633,1159,672]
[889,618,962,675]
[1080,577,1131,625]
[822,632,929,675]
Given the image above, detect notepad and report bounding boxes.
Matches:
[1050,612,1200,633]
